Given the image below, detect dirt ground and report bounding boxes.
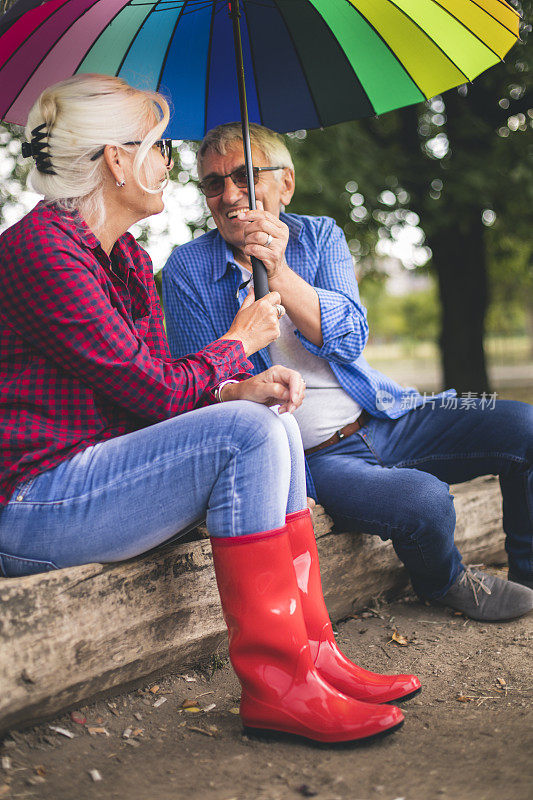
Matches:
[1,577,531,800]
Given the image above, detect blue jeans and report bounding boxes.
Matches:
[0,402,307,578]
[307,399,533,599]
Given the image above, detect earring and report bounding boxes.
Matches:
[116,180,125,188]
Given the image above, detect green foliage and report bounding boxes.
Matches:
[360,278,440,344]
[486,232,532,336]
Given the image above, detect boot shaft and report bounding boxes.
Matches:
[211,527,314,702]
[286,508,333,646]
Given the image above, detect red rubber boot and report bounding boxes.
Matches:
[211,525,404,744]
[287,509,421,704]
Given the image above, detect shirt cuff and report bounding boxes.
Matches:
[180,338,254,374]
[296,288,367,359]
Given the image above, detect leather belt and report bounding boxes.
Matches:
[304,411,371,457]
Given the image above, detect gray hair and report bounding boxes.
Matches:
[197,122,294,175]
[25,73,170,229]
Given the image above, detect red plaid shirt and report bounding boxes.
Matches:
[0,202,252,506]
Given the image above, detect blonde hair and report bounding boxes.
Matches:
[197,122,293,175]
[25,73,170,228]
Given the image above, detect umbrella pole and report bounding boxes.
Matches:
[228,0,269,300]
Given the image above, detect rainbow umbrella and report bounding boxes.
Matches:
[0,0,521,294]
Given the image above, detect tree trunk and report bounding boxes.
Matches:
[429,211,490,393]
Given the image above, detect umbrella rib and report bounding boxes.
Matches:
[181,0,217,14]
[431,0,517,60]
[71,0,141,75]
[1,0,103,117]
[0,0,80,75]
[115,0,163,77]
[379,0,473,85]
[155,0,188,92]
[489,0,521,20]
[467,0,521,37]
[0,0,48,37]
[138,0,215,9]
[203,0,216,138]
[273,0,325,129]
[343,0,430,99]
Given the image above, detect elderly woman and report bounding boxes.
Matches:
[0,74,416,744]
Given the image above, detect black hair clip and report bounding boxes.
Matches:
[21,123,56,175]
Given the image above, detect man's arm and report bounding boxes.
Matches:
[268,264,323,347]
[241,210,368,364]
[300,220,369,364]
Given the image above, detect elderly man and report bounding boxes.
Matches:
[163,122,533,622]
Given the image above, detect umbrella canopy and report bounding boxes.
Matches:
[0,0,521,298]
[0,0,520,139]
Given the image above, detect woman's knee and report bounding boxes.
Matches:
[223,401,291,461]
[277,409,304,447]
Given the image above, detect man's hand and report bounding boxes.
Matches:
[236,202,323,347]
[237,202,290,281]
[221,365,305,414]
[219,288,282,357]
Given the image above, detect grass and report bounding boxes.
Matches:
[364,335,533,404]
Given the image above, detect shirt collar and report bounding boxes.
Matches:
[112,234,137,272]
[211,211,304,283]
[45,202,101,250]
[46,202,135,270]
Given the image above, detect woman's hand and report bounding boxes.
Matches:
[219,287,282,356]
[221,365,305,414]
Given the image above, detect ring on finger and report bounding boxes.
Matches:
[265,233,273,247]
[275,303,285,318]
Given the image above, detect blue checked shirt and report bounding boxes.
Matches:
[163,213,453,497]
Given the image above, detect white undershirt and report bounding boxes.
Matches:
[238,265,362,449]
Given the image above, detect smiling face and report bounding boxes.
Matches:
[198,142,295,260]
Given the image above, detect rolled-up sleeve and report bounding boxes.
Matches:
[295,219,369,364]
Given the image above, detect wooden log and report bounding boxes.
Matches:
[0,476,505,735]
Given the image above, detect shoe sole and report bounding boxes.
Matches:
[242,719,404,747]
[435,604,533,622]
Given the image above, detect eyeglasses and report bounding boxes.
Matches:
[198,165,285,198]
[90,139,173,167]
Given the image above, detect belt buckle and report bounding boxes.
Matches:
[337,429,345,440]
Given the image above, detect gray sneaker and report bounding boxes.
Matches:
[508,570,533,590]
[436,566,533,621]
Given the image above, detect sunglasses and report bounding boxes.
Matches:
[198,165,285,198]
[90,139,173,167]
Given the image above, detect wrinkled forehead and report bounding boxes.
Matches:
[198,141,270,177]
